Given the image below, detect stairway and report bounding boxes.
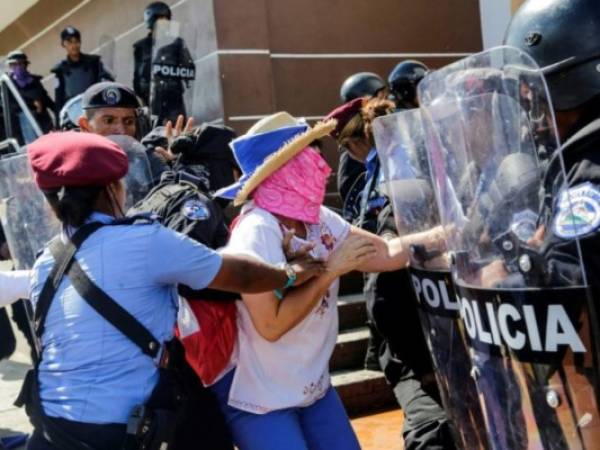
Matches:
[331,272,397,417]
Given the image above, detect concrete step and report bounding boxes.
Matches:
[337,293,367,331]
[333,369,397,417]
[330,327,369,372]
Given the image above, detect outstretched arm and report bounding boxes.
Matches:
[231,234,376,342]
[208,253,323,294]
[0,270,30,307]
[350,225,446,273]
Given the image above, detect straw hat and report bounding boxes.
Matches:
[215,112,336,206]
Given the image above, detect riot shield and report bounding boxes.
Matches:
[373,109,489,450]
[150,20,196,125]
[0,153,59,270]
[419,46,600,449]
[105,135,153,209]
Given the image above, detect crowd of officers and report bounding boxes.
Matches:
[1,0,600,448]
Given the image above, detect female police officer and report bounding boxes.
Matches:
[22,132,324,450]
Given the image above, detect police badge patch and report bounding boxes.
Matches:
[553,183,600,239]
[182,199,210,221]
[102,87,121,106]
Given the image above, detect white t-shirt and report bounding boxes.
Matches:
[223,203,350,413]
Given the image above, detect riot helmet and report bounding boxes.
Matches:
[59,94,84,130]
[340,72,387,102]
[388,60,429,109]
[504,0,600,111]
[144,2,172,30]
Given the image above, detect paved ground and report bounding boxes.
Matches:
[352,409,404,450]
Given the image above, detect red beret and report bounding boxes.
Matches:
[28,132,129,190]
[324,97,365,140]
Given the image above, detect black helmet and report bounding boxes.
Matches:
[340,72,386,102]
[59,94,84,130]
[504,0,600,111]
[388,60,429,108]
[6,50,29,65]
[144,1,172,29]
[60,26,81,42]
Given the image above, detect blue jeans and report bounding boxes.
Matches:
[211,370,361,450]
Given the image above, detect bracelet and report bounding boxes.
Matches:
[274,263,297,300]
[281,263,297,289]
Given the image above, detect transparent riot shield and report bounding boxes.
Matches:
[0,153,59,270]
[373,109,489,450]
[105,135,153,209]
[150,20,196,125]
[419,46,600,450]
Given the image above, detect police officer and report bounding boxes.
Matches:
[51,26,114,114]
[504,0,600,308]
[337,72,389,218]
[388,60,429,110]
[504,4,600,445]
[133,2,195,125]
[6,50,55,143]
[78,81,169,181]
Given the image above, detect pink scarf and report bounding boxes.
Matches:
[253,147,331,224]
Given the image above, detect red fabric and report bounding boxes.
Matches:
[28,131,128,190]
[324,97,365,139]
[176,299,238,386]
[176,213,243,386]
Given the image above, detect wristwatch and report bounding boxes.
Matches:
[275,263,297,300]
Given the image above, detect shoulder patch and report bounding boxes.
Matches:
[553,183,600,239]
[182,199,210,221]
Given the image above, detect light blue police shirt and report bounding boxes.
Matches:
[30,212,223,424]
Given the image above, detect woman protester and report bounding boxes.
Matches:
[210,112,445,450]
[22,132,325,450]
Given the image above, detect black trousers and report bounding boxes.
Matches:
[27,417,126,450]
[393,369,456,450]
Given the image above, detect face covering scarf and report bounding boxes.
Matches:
[11,65,33,88]
[253,147,331,224]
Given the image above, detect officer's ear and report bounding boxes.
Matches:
[78,115,91,132]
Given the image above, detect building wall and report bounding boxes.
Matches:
[214,0,482,131]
